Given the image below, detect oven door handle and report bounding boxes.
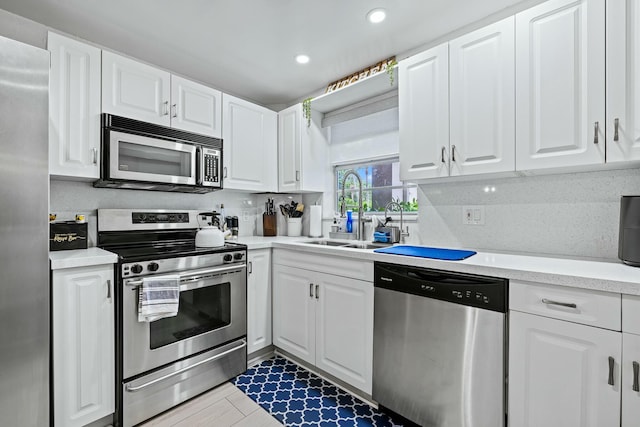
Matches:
[125,263,246,288]
[125,339,247,393]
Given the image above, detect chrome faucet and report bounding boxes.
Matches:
[340,170,364,240]
[384,201,410,243]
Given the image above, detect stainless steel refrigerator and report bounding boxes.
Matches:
[0,35,50,425]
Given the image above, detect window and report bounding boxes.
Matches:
[335,159,417,214]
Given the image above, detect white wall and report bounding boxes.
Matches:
[415,169,639,260]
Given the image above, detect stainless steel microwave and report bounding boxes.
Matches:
[94,114,222,193]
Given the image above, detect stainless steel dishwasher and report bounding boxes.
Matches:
[373,262,508,427]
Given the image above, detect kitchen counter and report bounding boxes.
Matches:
[237,236,640,295]
[49,247,118,270]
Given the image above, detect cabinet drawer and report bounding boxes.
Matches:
[510,281,621,331]
[623,295,640,335]
[273,249,373,282]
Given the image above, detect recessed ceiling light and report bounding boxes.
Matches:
[366,8,386,24]
[295,54,310,64]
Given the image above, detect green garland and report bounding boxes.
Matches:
[386,59,398,86]
[302,97,313,127]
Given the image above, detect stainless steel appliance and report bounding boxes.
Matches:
[0,36,49,426]
[373,262,508,427]
[619,196,640,266]
[98,209,247,427]
[95,114,222,193]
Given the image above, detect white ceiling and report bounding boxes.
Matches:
[0,0,531,107]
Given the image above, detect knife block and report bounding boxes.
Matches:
[263,213,277,236]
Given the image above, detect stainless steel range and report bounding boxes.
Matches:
[98,209,247,427]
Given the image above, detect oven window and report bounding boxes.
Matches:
[149,282,231,349]
[118,141,192,177]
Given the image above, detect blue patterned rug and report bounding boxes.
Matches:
[233,356,411,427]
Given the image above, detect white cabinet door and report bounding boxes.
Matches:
[449,17,515,176]
[48,32,101,179]
[399,43,449,181]
[509,311,621,427]
[277,104,327,193]
[515,0,605,171]
[607,0,640,162]
[272,264,316,364]
[52,265,114,427]
[315,273,373,394]
[623,333,640,427]
[247,249,272,355]
[170,75,222,137]
[278,104,302,193]
[102,51,171,126]
[222,94,277,192]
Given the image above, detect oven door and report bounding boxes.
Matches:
[122,263,246,379]
[108,130,197,185]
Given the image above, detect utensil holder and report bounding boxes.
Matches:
[287,217,302,237]
[263,213,277,236]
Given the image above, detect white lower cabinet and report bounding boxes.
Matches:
[623,333,640,427]
[509,310,621,427]
[247,249,272,355]
[52,264,115,427]
[272,262,374,394]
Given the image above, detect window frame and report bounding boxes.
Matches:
[334,157,418,216]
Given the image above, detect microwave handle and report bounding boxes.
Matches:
[196,146,203,185]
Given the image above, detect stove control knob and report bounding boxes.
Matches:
[234,252,244,261]
[131,264,143,274]
[223,254,233,262]
[148,262,159,272]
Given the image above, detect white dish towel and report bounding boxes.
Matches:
[138,275,180,322]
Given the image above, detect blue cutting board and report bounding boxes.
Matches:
[373,245,476,261]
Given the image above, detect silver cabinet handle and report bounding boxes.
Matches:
[223,167,228,178]
[441,146,446,163]
[163,101,169,116]
[451,144,457,162]
[608,356,615,386]
[125,340,247,393]
[315,284,319,299]
[309,283,314,298]
[107,279,112,301]
[92,147,98,165]
[172,103,177,118]
[296,170,300,182]
[633,361,639,392]
[614,118,620,142]
[248,261,252,275]
[593,121,599,144]
[541,298,577,309]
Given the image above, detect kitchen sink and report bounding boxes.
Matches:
[343,242,391,249]
[302,239,391,249]
[304,240,352,246]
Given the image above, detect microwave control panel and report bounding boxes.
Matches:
[201,148,220,185]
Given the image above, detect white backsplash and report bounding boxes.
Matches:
[415,168,640,260]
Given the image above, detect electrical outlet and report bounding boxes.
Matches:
[463,206,485,225]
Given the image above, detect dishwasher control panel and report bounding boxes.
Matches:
[374,262,508,313]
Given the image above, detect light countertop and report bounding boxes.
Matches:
[237,236,640,296]
[49,247,118,270]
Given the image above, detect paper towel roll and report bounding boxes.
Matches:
[309,205,322,237]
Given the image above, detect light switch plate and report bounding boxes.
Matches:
[463,205,485,225]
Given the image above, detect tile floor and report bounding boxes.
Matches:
[139,381,283,427]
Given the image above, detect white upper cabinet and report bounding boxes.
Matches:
[515,0,606,171]
[606,0,640,163]
[102,51,221,136]
[222,94,277,192]
[48,32,101,179]
[102,51,171,126]
[399,43,450,181]
[449,17,516,176]
[170,75,222,138]
[278,104,328,193]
